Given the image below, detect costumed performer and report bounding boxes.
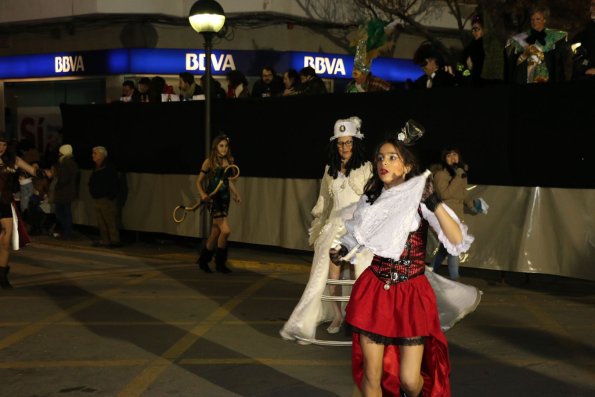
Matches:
[330,120,480,397]
[0,133,41,289]
[195,134,241,274]
[280,116,372,343]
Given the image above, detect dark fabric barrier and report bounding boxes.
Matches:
[61,79,595,188]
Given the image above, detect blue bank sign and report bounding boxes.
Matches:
[0,48,422,82]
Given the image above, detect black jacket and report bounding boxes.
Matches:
[413,69,456,89]
[298,77,328,95]
[89,162,119,200]
[251,77,284,98]
[571,21,595,80]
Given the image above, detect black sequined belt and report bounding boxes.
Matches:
[370,256,424,290]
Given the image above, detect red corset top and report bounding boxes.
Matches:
[370,211,429,283]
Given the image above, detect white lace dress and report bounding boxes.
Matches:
[280,163,371,343]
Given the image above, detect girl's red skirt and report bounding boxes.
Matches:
[345,267,451,397]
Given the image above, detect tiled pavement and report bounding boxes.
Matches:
[1,232,594,396]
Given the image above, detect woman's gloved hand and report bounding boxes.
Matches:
[329,244,348,266]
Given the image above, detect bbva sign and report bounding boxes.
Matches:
[186,53,236,72]
[303,56,346,76]
[55,56,85,73]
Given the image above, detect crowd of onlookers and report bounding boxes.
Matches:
[11,138,124,250]
[118,3,594,104]
[0,136,127,289]
[408,4,594,89]
[13,138,59,238]
[118,64,332,103]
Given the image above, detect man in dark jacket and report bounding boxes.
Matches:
[178,72,204,101]
[570,1,595,80]
[297,66,328,95]
[121,80,141,102]
[200,75,227,100]
[251,66,284,98]
[88,146,121,247]
[412,42,456,89]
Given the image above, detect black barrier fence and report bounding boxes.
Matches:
[61,79,595,189]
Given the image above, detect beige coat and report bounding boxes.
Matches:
[433,167,475,221]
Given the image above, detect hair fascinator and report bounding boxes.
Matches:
[397,119,425,146]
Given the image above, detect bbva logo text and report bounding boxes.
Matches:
[186,53,236,72]
[55,56,85,73]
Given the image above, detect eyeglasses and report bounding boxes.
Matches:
[471,27,482,32]
[336,140,353,147]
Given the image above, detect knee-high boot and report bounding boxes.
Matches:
[0,266,13,289]
[215,247,231,274]
[197,247,215,273]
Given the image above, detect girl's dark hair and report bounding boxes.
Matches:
[327,136,367,178]
[226,70,248,87]
[440,146,463,176]
[208,134,234,170]
[284,68,299,89]
[364,137,420,205]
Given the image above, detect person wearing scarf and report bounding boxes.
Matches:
[48,144,79,240]
[331,126,479,397]
[505,5,569,83]
[178,72,204,101]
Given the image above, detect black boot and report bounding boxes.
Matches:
[215,247,232,274]
[197,247,215,273]
[0,266,13,289]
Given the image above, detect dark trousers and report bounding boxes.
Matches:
[94,198,120,244]
[54,202,73,238]
[26,195,48,234]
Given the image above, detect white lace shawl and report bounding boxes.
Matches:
[340,170,473,261]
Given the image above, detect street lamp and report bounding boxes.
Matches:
[188,0,226,158]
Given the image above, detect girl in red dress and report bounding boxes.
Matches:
[330,122,474,397]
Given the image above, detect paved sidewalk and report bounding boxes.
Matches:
[1,233,594,396]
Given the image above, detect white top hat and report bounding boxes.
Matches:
[330,116,365,141]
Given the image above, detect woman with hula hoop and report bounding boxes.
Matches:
[196,134,241,273]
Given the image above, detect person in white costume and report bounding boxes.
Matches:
[280,116,373,344]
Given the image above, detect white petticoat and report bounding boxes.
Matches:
[425,266,483,331]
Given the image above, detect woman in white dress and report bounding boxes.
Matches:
[280,116,372,344]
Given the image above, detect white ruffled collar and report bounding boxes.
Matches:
[349,170,431,260]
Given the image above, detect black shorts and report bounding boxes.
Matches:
[0,202,13,219]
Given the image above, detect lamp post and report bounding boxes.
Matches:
[188,0,226,159]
